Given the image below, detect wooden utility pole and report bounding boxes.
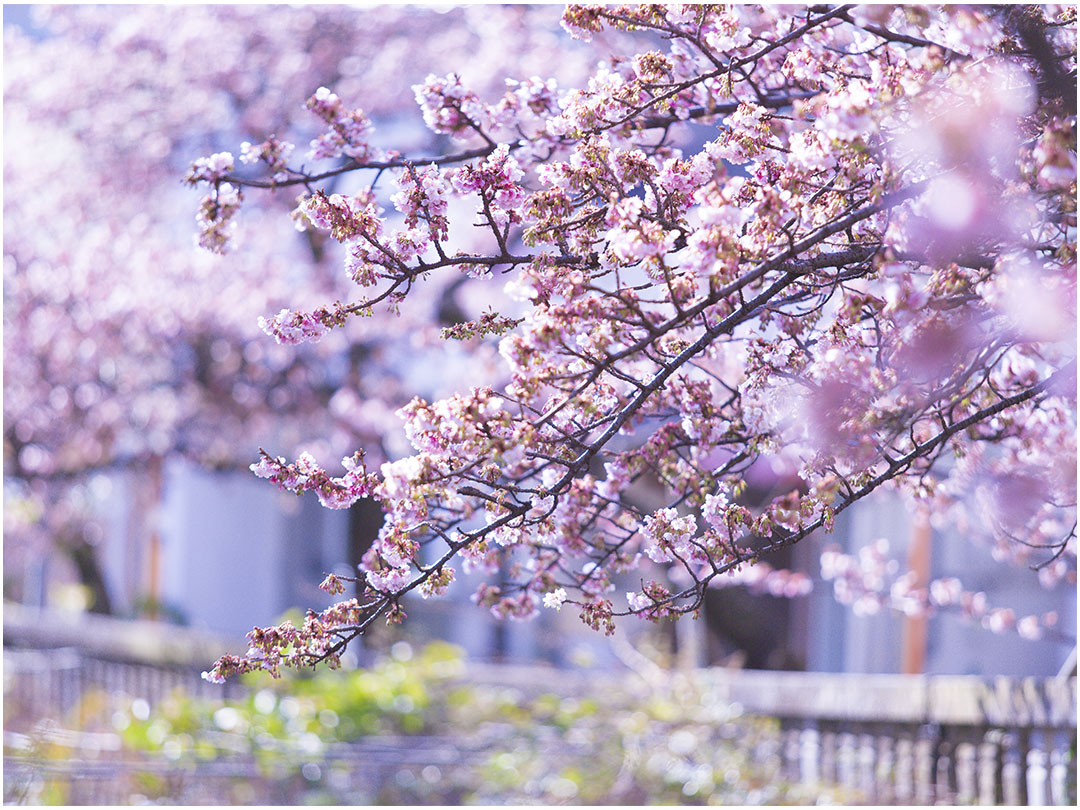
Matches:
[144,455,163,620]
[900,508,932,674]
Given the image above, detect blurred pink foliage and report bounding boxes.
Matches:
[3,4,603,602]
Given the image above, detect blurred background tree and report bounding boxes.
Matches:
[3,4,613,619]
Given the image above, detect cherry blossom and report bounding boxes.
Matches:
[178,5,1075,677]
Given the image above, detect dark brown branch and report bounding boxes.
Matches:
[224,144,504,190]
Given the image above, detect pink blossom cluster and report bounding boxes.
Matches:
[451,144,526,230]
[713,103,772,165]
[640,508,700,564]
[361,539,414,594]
[202,597,367,682]
[304,86,378,162]
[185,151,244,253]
[250,449,378,510]
[491,77,562,137]
[473,583,540,621]
[625,580,675,620]
[296,189,382,243]
[185,151,234,184]
[413,73,491,137]
[604,196,680,269]
[1030,118,1078,191]
[256,303,349,346]
[390,165,451,241]
[655,151,715,213]
[318,573,347,596]
[239,135,294,184]
[546,61,641,138]
[194,183,243,254]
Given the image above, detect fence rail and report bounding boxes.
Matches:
[695,667,1076,804]
[4,606,1076,805]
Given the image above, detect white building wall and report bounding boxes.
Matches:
[99,470,137,615]
[157,460,348,639]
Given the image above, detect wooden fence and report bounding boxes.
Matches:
[4,606,1076,805]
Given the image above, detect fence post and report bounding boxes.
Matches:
[837,730,857,790]
[977,729,1002,805]
[955,738,977,804]
[895,733,914,803]
[935,735,954,804]
[914,723,936,804]
[857,729,876,799]
[873,728,896,804]
[1000,730,1025,806]
[782,722,801,781]
[1026,730,1049,807]
[799,722,820,785]
[1049,729,1071,806]
[820,722,838,787]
